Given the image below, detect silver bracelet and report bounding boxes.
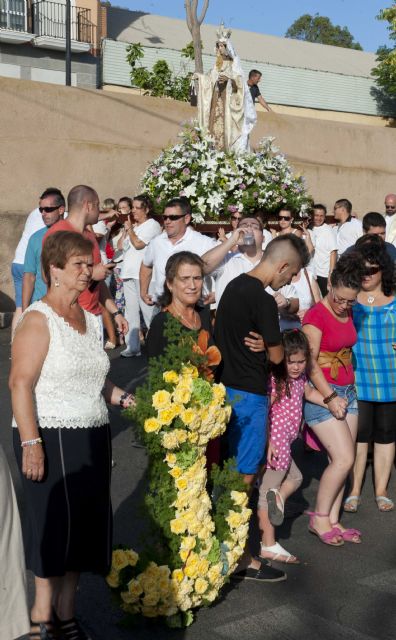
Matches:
[21,437,43,448]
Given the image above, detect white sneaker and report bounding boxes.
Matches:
[120,349,141,358]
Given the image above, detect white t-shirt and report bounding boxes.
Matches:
[309,224,338,277]
[121,218,162,280]
[279,270,315,330]
[335,218,362,256]
[262,229,273,250]
[212,251,261,306]
[92,220,109,264]
[142,226,217,300]
[13,208,45,264]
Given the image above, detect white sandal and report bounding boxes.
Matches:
[260,542,300,564]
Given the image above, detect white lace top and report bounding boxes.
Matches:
[12,301,110,429]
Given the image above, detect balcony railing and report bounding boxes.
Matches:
[0,0,27,31]
[32,1,93,44]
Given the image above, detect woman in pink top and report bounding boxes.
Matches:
[302,253,365,546]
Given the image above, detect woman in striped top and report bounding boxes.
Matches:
[345,237,396,513]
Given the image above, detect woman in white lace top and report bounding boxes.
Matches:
[9,230,135,640]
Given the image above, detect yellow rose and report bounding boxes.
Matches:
[197,558,209,575]
[188,432,199,444]
[175,477,188,491]
[152,389,172,410]
[204,589,218,602]
[112,549,129,571]
[141,606,158,618]
[169,466,183,479]
[162,432,179,449]
[181,365,198,379]
[184,561,199,579]
[125,549,139,566]
[170,517,187,534]
[231,490,248,508]
[194,577,209,595]
[174,429,188,443]
[179,549,189,562]
[158,407,176,426]
[207,564,222,584]
[226,510,243,529]
[142,592,160,607]
[212,383,226,403]
[163,370,180,384]
[173,388,191,405]
[181,536,196,551]
[165,452,177,466]
[180,408,197,426]
[144,417,161,434]
[172,568,184,583]
[127,579,143,597]
[106,568,120,588]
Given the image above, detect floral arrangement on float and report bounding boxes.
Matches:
[140,125,311,222]
[106,319,251,628]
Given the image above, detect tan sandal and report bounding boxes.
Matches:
[343,495,361,513]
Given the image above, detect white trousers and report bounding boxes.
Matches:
[123,278,157,353]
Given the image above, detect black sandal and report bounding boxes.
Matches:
[30,619,58,639]
[53,616,91,640]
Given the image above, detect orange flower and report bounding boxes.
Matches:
[193,330,221,380]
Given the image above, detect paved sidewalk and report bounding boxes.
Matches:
[1,327,395,640]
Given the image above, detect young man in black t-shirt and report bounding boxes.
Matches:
[215,234,309,581]
[247,69,272,112]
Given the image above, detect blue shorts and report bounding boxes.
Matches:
[304,383,358,427]
[11,262,24,308]
[226,387,269,475]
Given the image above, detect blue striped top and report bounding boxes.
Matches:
[352,299,396,402]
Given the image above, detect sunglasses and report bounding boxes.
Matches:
[364,266,381,276]
[385,205,396,209]
[278,215,292,221]
[231,215,242,221]
[39,205,60,213]
[162,213,186,221]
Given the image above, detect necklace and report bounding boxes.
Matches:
[365,291,381,305]
[169,304,200,330]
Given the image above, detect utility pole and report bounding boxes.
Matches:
[65,0,71,85]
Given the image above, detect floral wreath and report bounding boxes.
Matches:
[106,317,251,627]
[140,125,311,222]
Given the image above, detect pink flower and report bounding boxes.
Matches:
[238,183,246,190]
[183,168,190,175]
[227,204,238,213]
[253,192,258,198]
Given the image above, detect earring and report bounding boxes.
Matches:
[55,279,60,288]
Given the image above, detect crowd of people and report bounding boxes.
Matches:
[3,185,396,638]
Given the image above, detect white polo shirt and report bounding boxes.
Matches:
[309,223,338,277]
[335,218,362,256]
[142,226,217,300]
[13,208,45,264]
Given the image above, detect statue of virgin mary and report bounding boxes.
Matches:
[195,24,257,154]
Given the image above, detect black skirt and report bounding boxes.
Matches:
[13,424,112,579]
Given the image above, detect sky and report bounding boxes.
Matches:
[114,0,392,53]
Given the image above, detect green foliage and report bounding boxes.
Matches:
[285,13,362,50]
[126,42,193,102]
[210,459,247,543]
[372,6,396,102]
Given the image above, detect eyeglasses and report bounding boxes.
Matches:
[278,215,292,221]
[39,205,60,213]
[330,288,357,307]
[163,213,186,221]
[364,266,381,276]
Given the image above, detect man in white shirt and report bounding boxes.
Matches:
[11,187,63,334]
[140,197,217,307]
[308,204,338,296]
[201,216,299,314]
[384,193,396,244]
[333,198,362,256]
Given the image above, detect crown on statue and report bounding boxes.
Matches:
[216,22,232,44]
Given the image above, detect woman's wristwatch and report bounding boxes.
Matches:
[111,310,122,318]
[119,391,132,408]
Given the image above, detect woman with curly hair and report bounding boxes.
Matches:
[344,237,396,513]
[302,252,365,546]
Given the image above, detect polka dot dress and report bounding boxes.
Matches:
[267,374,306,470]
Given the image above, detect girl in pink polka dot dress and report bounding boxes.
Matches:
[257,330,325,564]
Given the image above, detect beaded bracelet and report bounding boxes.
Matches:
[21,437,43,448]
[119,391,132,408]
[323,391,338,405]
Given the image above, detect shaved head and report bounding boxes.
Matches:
[262,234,310,290]
[67,185,98,212]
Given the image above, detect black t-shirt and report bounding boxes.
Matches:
[146,307,212,360]
[249,84,261,103]
[214,273,281,395]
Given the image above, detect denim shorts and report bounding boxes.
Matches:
[11,262,24,308]
[304,383,358,427]
[226,387,269,475]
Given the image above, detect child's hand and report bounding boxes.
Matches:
[244,331,265,352]
[267,441,278,465]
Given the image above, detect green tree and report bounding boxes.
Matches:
[371,5,396,96]
[126,42,195,102]
[285,13,363,50]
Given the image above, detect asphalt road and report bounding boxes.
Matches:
[1,326,396,640]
